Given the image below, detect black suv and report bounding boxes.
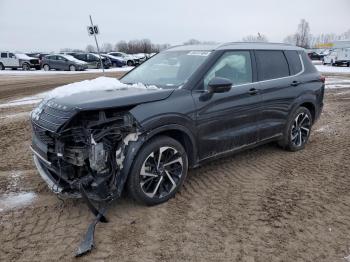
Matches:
[30,43,324,205]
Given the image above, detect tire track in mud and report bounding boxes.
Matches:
[1,88,350,261]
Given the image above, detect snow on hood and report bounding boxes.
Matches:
[15,53,35,60]
[45,76,159,100]
[61,54,87,65]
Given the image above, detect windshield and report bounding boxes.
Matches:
[121,50,211,88]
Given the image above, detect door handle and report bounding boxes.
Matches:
[248,88,259,95]
[291,81,301,86]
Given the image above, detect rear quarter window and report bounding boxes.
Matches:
[255,50,290,81]
[284,50,302,75]
[1,53,8,58]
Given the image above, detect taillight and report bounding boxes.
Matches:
[320,75,326,83]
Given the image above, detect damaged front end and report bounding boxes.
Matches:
[31,100,140,201]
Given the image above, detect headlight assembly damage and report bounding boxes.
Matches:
[31,102,143,256]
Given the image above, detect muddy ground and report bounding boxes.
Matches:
[1,73,350,261]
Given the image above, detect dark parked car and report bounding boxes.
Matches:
[101,54,126,67]
[41,54,88,71]
[30,42,324,206]
[67,52,111,69]
[26,53,49,64]
[307,51,325,60]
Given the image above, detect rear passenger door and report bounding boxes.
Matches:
[255,50,303,141]
[56,56,67,70]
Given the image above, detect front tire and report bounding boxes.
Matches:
[127,60,134,66]
[22,63,30,71]
[69,65,76,71]
[127,136,188,206]
[279,107,312,151]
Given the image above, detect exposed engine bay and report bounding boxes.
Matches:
[31,100,140,201]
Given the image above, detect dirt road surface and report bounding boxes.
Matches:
[1,73,350,261]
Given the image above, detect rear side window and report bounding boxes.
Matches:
[255,50,290,81]
[284,50,302,75]
[1,53,7,58]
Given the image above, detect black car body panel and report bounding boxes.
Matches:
[53,88,174,110]
[30,42,325,201]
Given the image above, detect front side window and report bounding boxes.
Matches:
[204,51,252,88]
[9,53,15,58]
[255,50,290,81]
[121,50,211,88]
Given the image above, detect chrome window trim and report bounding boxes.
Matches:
[195,53,305,92]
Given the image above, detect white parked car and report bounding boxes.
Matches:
[0,52,41,70]
[108,52,140,66]
[323,48,350,66]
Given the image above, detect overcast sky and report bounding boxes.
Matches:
[0,0,349,52]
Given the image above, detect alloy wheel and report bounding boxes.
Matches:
[140,146,183,199]
[291,112,311,147]
[22,63,30,71]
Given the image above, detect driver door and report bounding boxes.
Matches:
[192,50,261,160]
[8,53,19,67]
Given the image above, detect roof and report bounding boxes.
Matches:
[167,42,304,51]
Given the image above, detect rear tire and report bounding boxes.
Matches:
[127,136,188,206]
[0,63,4,70]
[279,107,312,152]
[43,64,50,71]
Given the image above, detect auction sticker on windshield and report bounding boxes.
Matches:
[187,51,211,56]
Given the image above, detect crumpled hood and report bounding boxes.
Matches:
[53,87,174,110]
[42,76,173,110]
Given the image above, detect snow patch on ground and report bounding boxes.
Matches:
[0,67,132,76]
[0,93,48,108]
[315,65,350,74]
[0,112,30,119]
[0,192,36,212]
[325,77,350,89]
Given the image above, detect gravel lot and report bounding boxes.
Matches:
[1,72,350,261]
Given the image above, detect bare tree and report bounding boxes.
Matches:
[242,33,268,42]
[183,39,201,45]
[115,41,128,53]
[339,29,350,40]
[295,19,311,48]
[283,34,297,45]
[101,43,113,52]
[85,44,96,52]
[115,39,169,54]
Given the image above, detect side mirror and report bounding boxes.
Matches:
[207,77,232,93]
